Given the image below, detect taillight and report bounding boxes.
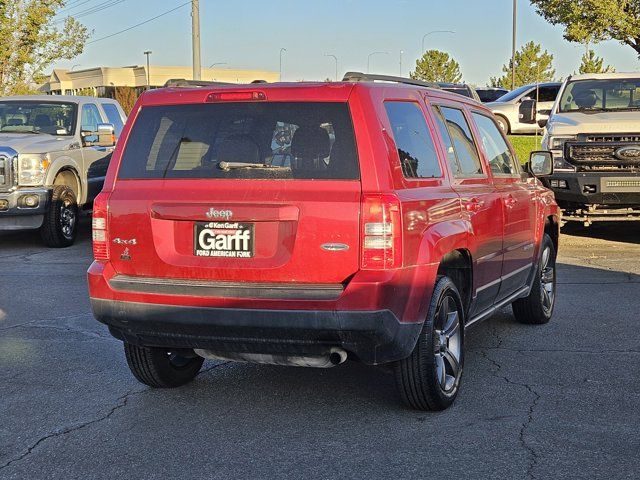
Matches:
[360,194,402,269]
[92,191,110,261]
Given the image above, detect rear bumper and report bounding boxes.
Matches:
[0,188,50,230]
[91,298,422,365]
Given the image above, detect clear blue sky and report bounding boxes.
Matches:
[55,0,640,86]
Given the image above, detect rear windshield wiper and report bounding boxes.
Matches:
[217,161,290,171]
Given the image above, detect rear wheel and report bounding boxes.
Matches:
[40,185,78,248]
[394,276,464,411]
[495,115,510,134]
[124,343,204,388]
[512,233,557,324]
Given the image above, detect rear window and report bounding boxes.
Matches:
[118,102,359,180]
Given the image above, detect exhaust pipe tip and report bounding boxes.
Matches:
[329,347,348,365]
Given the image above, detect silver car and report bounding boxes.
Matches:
[486,82,561,134]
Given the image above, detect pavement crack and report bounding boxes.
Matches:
[480,349,540,479]
[0,388,144,472]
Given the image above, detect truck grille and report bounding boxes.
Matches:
[0,154,13,191]
[566,135,640,172]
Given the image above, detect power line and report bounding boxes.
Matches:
[86,1,191,45]
[58,0,95,15]
[55,0,126,23]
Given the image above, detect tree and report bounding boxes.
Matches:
[114,87,139,115]
[578,48,615,74]
[0,1,88,95]
[490,41,555,89]
[410,50,462,83]
[531,0,640,58]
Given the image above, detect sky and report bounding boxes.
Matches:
[54,0,640,86]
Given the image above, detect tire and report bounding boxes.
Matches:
[40,185,78,248]
[512,234,557,324]
[124,343,204,388]
[495,115,510,134]
[394,276,465,411]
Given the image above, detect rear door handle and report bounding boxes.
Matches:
[463,197,485,213]
[504,195,518,209]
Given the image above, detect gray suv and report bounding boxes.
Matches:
[486,82,561,134]
[0,95,126,247]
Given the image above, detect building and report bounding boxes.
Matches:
[39,65,280,96]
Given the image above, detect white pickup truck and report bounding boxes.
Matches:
[0,95,126,246]
[520,73,640,225]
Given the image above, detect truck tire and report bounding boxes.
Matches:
[394,276,464,411]
[40,185,78,248]
[124,343,204,388]
[512,234,557,324]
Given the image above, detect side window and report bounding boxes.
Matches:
[384,101,442,179]
[81,104,102,132]
[538,86,560,103]
[438,107,484,176]
[101,103,125,136]
[433,107,458,174]
[472,113,519,175]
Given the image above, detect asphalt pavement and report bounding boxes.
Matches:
[1,217,639,480]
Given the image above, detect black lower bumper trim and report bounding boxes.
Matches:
[90,299,423,365]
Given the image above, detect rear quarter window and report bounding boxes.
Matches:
[118,102,359,180]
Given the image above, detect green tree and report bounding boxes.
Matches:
[0,1,88,95]
[410,50,462,83]
[531,0,640,58]
[490,41,555,89]
[577,48,615,74]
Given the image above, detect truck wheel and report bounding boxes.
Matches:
[124,343,204,388]
[40,185,78,248]
[394,276,464,411]
[512,234,557,324]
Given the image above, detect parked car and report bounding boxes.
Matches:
[0,95,126,246]
[520,72,640,225]
[486,82,562,134]
[88,72,559,411]
[476,87,509,103]
[437,82,482,102]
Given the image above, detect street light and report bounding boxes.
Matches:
[324,54,338,81]
[421,30,455,53]
[209,62,227,68]
[143,50,152,89]
[70,64,81,71]
[399,50,404,77]
[279,48,287,81]
[511,0,517,90]
[367,51,388,73]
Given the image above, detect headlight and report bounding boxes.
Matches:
[18,154,50,186]
[549,136,577,151]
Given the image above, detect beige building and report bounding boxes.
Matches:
[40,65,280,96]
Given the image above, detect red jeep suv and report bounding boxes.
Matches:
[88,73,559,411]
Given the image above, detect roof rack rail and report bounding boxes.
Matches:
[342,71,440,89]
[163,79,235,88]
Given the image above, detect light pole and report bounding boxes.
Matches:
[209,62,227,68]
[421,30,455,54]
[367,51,388,73]
[192,0,201,80]
[399,50,404,76]
[511,0,517,90]
[143,51,152,89]
[279,48,287,81]
[70,64,81,71]
[324,54,338,81]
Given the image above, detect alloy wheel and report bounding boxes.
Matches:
[434,295,462,393]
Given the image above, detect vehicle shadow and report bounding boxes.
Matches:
[561,221,640,245]
[0,214,92,251]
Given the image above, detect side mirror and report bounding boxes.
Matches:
[96,123,116,147]
[519,99,537,124]
[528,151,553,177]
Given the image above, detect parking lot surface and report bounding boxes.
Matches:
[1,218,639,480]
